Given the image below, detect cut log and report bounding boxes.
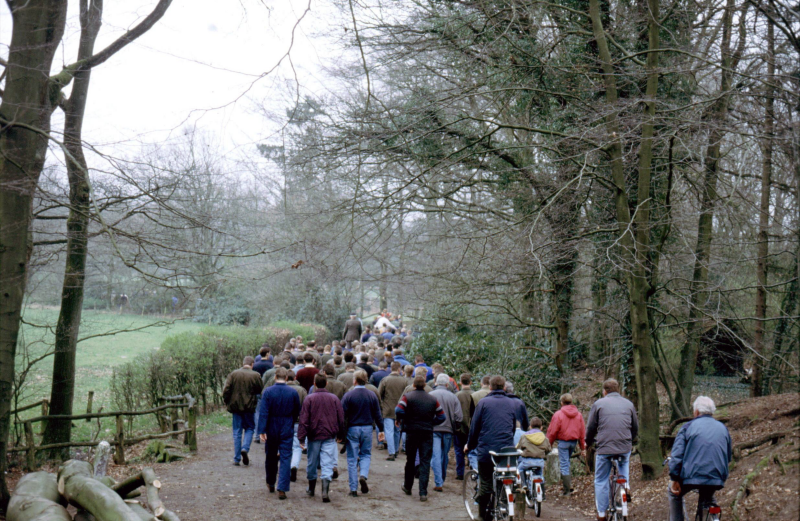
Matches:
[74,511,97,521]
[12,472,66,505]
[57,460,141,521]
[125,501,157,521]
[94,441,112,477]
[141,468,165,518]
[6,495,73,521]
[160,510,181,521]
[732,429,796,459]
[112,473,145,498]
[99,476,117,488]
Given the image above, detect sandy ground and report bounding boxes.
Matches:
[153,431,582,521]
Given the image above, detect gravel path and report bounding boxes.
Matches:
[154,432,582,521]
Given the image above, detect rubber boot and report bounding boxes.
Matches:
[561,475,572,496]
[322,479,331,503]
[306,479,316,497]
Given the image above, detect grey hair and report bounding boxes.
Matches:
[504,381,514,393]
[436,373,450,386]
[693,396,716,416]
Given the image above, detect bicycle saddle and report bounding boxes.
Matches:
[489,446,522,457]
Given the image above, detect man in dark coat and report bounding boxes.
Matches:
[342,313,362,350]
[454,373,474,479]
[298,374,346,503]
[257,367,301,499]
[466,375,529,521]
[396,376,446,502]
[222,356,263,467]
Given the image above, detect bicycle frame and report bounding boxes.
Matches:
[491,449,521,520]
[609,458,628,520]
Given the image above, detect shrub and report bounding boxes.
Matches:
[111,321,329,413]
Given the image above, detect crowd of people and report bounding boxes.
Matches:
[222,313,733,521]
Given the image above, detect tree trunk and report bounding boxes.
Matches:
[677,0,743,417]
[752,14,774,397]
[588,0,662,479]
[44,0,103,458]
[0,2,68,511]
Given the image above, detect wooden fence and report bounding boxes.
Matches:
[10,393,197,471]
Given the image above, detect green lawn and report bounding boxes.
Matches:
[14,308,206,440]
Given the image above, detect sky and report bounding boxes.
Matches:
[0,0,350,165]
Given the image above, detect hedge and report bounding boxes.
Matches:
[111,322,329,414]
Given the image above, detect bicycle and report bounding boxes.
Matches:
[606,455,629,521]
[520,465,545,517]
[462,447,521,521]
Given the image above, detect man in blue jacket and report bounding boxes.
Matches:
[465,375,529,521]
[341,370,385,496]
[257,367,301,500]
[413,355,434,381]
[668,396,732,521]
[393,348,412,367]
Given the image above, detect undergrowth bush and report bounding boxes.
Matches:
[111,322,328,414]
[407,311,563,418]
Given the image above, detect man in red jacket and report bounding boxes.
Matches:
[546,393,586,495]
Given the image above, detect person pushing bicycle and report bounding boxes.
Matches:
[585,378,638,521]
[667,396,732,521]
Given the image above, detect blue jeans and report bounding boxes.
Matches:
[468,449,478,471]
[346,426,373,491]
[558,439,578,475]
[232,412,255,462]
[384,418,401,455]
[518,457,545,475]
[432,432,453,487]
[594,452,630,516]
[291,424,302,469]
[307,439,337,481]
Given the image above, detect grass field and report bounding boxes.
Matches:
[11,308,208,448]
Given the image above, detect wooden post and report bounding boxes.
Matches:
[23,421,36,471]
[40,399,49,435]
[171,415,180,440]
[86,391,94,421]
[187,405,197,452]
[114,414,125,465]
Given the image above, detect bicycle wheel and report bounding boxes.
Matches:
[533,495,542,518]
[462,469,480,521]
[524,473,535,508]
[495,481,512,521]
[611,486,627,521]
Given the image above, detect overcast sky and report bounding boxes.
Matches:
[0,0,349,165]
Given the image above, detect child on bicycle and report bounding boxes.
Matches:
[515,417,551,497]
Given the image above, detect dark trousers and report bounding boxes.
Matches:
[454,431,468,477]
[404,430,433,496]
[265,435,293,492]
[477,460,496,521]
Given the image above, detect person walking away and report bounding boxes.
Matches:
[378,361,407,461]
[430,373,463,492]
[295,353,320,392]
[668,396,732,521]
[357,354,376,379]
[317,364,346,399]
[546,392,586,495]
[395,376,446,502]
[298,374,346,503]
[342,312,363,350]
[585,378,639,521]
[466,375,492,470]
[369,361,390,387]
[465,375,529,521]
[222,357,263,466]
[454,373,474,479]
[341,370,385,496]
[414,355,434,381]
[285,371,307,483]
[252,346,273,375]
[338,361,357,391]
[404,366,434,394]
[257,368,301,499]
[516,417,551,498]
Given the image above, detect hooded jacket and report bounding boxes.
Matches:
[516,428,552,459]
[547,404,587,450]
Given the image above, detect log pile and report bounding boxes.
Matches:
[8,461,180,521]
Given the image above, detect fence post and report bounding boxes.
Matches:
[40,400,48,435]
[156,398,167,433]
[187,405,197,451]
[114,414,126,465]
[86,391,94,421]
[23,421,36,471]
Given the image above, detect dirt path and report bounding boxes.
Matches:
[154,432,583,521]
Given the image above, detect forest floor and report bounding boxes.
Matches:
[149,432,583,521]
